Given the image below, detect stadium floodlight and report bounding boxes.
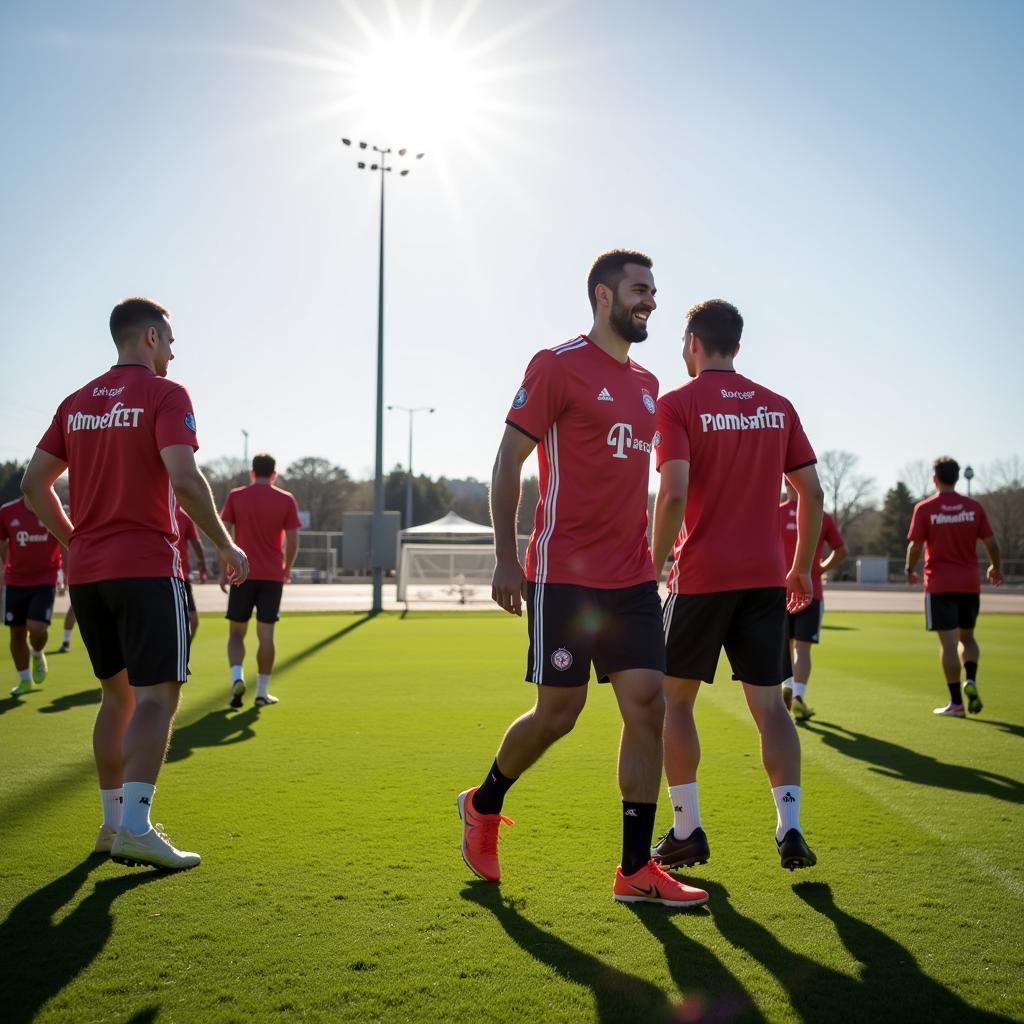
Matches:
[387,405,436,528]
[342,137,352,145]
[342,138,427,613]
[398,147,407,156]
[964,464,974,495]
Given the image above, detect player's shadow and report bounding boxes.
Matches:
[820,624,857,631]
[969,719,1024,741]
[0,854,164,1024]
[460,883,675,1023]
[37,687,101,714]
[0,694,26,716]
[166,706,259,763]
[801,719,1024,804]
[273,612,374,678]
[704,880,1009,1023]
[624,901,764,1022]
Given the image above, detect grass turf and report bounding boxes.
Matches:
[0,609,1022,1023]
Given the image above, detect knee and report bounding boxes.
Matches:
[536,706,582,744]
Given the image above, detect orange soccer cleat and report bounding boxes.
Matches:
[613,859,709,908]
[457,787,514,882]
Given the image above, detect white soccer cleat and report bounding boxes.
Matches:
[933,702,965,718]
[111,823,201,870]
[95,825,118,854]
[254,693,279,707]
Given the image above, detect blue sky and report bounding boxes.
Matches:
[2,0,1022,500]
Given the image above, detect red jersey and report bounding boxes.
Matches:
[221,483,300,582]
[907,492,993,594]
[506,335,658,588]
[0,497,63,586]
[174,505,200,579]
[779,502,844,600]
[656,370,816,595]
[36,364,199,584]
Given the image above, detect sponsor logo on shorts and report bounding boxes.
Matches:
[512,387,528,409]
[642,390,656,414]
[550,647,573,671]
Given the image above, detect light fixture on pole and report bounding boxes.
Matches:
[342,137,426,613]
[387,405,436,528]
[241,429,249,467]
[964,464,974,496]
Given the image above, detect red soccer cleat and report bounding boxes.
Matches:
[613,859,709,908]
[457,787,513,882]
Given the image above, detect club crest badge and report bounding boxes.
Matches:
[653,431,662,447]
[642,390,656,415]
[184,413,197,432]
[550,647,573,671]
[512,387,528,409]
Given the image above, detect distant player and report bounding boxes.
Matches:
[651,299,824,873]
[58,602,76,653]
[778,480,847,719]
[220,453,300,709]
[458,250,708,908]
[22,296,248,870]
[905,456,1002,717]
[175,503,209,638]
[1,495,63,694]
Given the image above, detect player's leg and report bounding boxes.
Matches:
[781,620,795,710]
[9,622,35,693]
[253,582,284,706]
[791,641,814,718]
[93,669,134,851]
[27,616,50,685]
[60,604,77,652]
[958,595,982,714]
[185,581,199,639]
[935,629,964,715]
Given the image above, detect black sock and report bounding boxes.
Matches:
[948,682,962,705]
[621,801,657,876]
[965,661,978,683]
[472,759,517,815]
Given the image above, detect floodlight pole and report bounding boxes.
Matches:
[964,464,974,496]
[388,405,436,528]
[241,429,249,467]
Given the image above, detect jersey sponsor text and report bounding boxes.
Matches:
[66,401,144,433]
[699,406,786,433]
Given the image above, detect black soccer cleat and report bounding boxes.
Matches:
[651,826,711,869]
[777,828,816,871]
[229,679,245,709]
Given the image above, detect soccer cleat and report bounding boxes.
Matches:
[963,681,983,715]
[457,787,513,882]
[111,823,201,870]
[782,685,793,711]
[651,826,710,869]
[58,642,71,654]
[95,825,118,854]
[777,829,817,870]
[933,702,965,717]
[31,653,47,684]
[613,860,709,907]
[229,679,246,709]
[10,679,41,696]
[792,696,815,720]
[254,694,279,707]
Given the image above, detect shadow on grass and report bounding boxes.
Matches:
[0,855,166,1024]
[800,719,1024,803]
[0,694,26,716]
[166,706,259,763]
[820,624,858,631]
[969,719,1024,740]
[705,880,1010,1023]
[273,612,375,678]
[38,687,101,714]
[125,1009,160,1024]
[460,883,675,1023]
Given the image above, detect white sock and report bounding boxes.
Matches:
[781,676,794,690]
[668,782,701,839]
[18,668,31,683]
[31,648,44,659]
[122,782,156,835]
[792,682,808,699]
[230,665,244,684]
[256,673,271,698]
[772,784,802,841]
[100,788,124,830]
[63,630,73,644]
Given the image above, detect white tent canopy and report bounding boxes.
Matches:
[399,510,492,539]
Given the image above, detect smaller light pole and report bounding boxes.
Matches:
[387,405,436,527]
[964,464,974,496]
[242,429,249,467]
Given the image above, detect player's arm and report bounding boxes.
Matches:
[217,523,237,592]
[161,445,248,586]
[904,540,923,584]
[651,459,689,581]
[283,528,298,580]
[820,544,847,576]
[0,538,7,564]
[21,449,74,548]
[489,424,536,616]
[981,535,1003,586]
[785,464,824,612]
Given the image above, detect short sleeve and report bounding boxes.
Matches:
[0,514,8,542]
[155,383,199,452]
[37,406,68,462]
[285,495,301,530]
[824,515,845,550]
[655,393,690,468]
[505,350,567,442]
[222,492,236,524]
[977,503,994,539]
[783,405,816,472]
[907,503,927,542]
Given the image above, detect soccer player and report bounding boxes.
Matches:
[21,296,248,870]
[175,503,209,639]
[458,250,708,908]
[58,602,76,653]
[1,495,63,694]
[650,299,824,873]
[779,480,847,719]
[220,453,300,709]
[905,456,1002,717]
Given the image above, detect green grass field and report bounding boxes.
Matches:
[1,610,1022,1023]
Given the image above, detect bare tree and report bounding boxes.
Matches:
[978,456,1024,562]
[817,450,876,534]
[982,456,1024,492]
[898,459,933,501]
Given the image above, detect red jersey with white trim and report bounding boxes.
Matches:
[36,364,199,584]
[779,502,844,600]
[656,370,816,595]
[907,492,993,594]
[174,505,199,579]
[221,483,300,582]
[505,335,658,588]
[0,497,63,586]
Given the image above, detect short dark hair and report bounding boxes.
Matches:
[685,299,744,357]
[252,453,276,478]
[109,297,170,348]
[587,249,653,314]
[933,456,960,486]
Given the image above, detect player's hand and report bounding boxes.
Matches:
[905,569,919,585]
[987,565,1004,586]
[786,568,813,614]
[492,558,527,616]
[222,543,249,587]
[199,567,209,583]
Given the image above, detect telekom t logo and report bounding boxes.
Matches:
[607,422,634,459]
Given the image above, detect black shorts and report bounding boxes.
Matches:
[69,577,191,686]
[226,579,284,624]
[663,587,786,686]
[2,584,56,627]
[925,592,980,632]
[787,599,824,644]
[525,581,665,687]
[184,580,196,614]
